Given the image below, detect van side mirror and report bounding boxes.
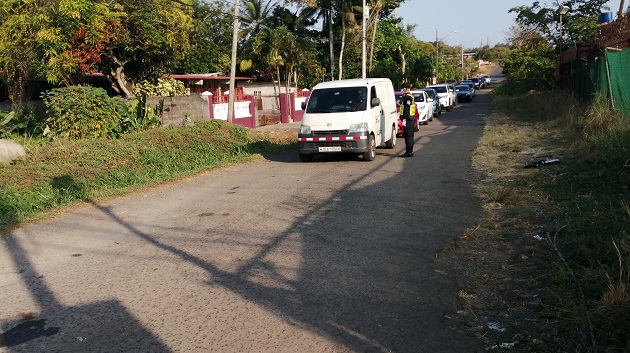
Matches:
[371,97,380,107]
[301,101,306,110]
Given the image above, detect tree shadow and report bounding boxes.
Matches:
[0,177,171,352]
[2,109,486,352]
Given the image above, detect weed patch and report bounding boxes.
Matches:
[0,120,296,230]
[443,91,629,351]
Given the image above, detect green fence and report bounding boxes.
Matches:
[572,46,630,118]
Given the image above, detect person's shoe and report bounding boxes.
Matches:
[400,152,413,157]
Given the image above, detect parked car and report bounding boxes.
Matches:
[459,80,476,97]
[442,79,458,85]
[420,88,441,117]
[469,77,484,89]
[480,75,491,85]
[455,84,474,102]
[425,84,455,112]
[410,90,433,125]
[395,91,419,135]
[447,84,459,106]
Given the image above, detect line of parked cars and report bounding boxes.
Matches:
[295,75,491,162]
[392,75,492,135]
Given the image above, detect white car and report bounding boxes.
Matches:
[425,84,455,112]
[410,90,433,125]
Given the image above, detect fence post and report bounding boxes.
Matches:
[279,93,289,123]
[203,91,214,119]
[247,94,256,127]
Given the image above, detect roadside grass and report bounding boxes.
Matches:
[464,89,630,351]
[0,119,296,231]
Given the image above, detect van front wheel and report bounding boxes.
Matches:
[362,135,376,161]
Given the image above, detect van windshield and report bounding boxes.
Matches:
[306,87,368,113]
[429,86,447,93]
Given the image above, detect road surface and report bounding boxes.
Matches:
[0,81,496,353]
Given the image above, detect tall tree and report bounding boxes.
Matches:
[267,5,323,87]
[250,25,297,100]
[240,0,279,42]
[38,0,124,86]
[97,0,193,97]
[175,0,233,74]
[509,0,609,49]
[0,0,41,109]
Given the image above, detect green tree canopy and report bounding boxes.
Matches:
[175,0,233,74]
[98,0,194,97]
[509,0,609,49]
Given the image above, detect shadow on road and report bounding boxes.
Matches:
[1,90,490,351]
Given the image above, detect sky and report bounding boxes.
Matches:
[396,0,627,50]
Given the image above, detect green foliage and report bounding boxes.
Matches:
[175,0,232,74]
[0,107,47,138]
[509,0,608,48]
[498,37,556,94]
[132,78,188,97]
[42,85,127,139]
[122,94,163,133]
[0,111,15,137]
[38,0,123,86]
[0,0,42,107]
[476,44,512,63]
[96,0,194,96]
[370,20,405,83]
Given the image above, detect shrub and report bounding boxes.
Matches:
[122,94,163,133]
[132,77,188,97]
[0,106,47,138]
[42,85,128,139]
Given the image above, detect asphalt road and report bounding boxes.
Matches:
[0,81,495,353]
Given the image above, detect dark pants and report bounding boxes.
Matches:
[403,121,414,154]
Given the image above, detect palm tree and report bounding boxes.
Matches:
[250,26,296,106]
[240,0,279,41]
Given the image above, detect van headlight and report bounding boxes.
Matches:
[348,122,368,134]
[299,125,311,134]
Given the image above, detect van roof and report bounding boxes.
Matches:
[312,78,392,89]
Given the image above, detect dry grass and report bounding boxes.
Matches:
[438,90,630,351]
[475,63,498,76]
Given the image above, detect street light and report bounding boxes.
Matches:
[558,5,570,53]
[435,30,457,84]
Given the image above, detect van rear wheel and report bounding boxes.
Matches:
[362,135,376,161]
[385,125,396,149]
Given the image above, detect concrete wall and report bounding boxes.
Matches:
[146,94,210,126]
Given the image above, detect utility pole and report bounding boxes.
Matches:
[461,41,464,81]
[435,29,438,84]
[227,0,239,124]
[361,0,367,79]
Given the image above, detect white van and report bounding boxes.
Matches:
[298,78,398,162]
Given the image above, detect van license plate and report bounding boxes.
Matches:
[319,146,341,152]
